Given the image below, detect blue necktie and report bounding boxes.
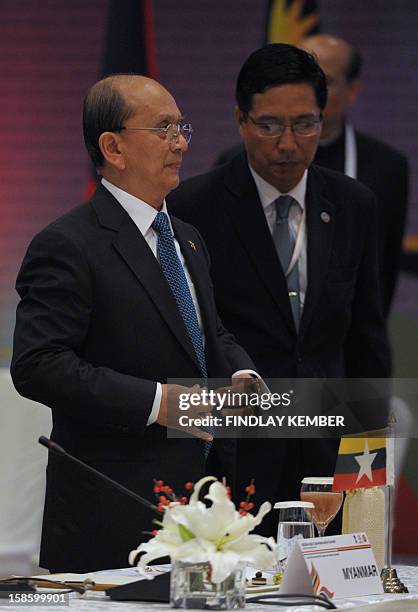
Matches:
[152,212,207,379]
[152,212,212,457]
[273,195,301,330]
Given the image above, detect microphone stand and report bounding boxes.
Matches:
[38,436,161,514]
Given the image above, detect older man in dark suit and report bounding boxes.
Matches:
[11,75,256,572]
[169,44,390,536]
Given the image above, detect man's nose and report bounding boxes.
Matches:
[276,125,298,151]
[171,133,188,152]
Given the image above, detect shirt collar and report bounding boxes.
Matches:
[248,164,307,212]
[101,178,173,236]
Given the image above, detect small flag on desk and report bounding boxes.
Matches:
[333,433,394,492]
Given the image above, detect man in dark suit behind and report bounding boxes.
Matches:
[215,36,409,318]
[169,44,390,536]
[11,75,256,572]
[300,34,409,318]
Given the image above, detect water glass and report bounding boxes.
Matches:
[274,501,314,572]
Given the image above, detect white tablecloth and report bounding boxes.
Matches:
[0,565,416,611]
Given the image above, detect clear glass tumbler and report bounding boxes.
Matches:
[274,501,314,573]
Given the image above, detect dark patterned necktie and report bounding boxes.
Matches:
[152,212,212,457]
[152,212,207,378]
[273,195,301,330]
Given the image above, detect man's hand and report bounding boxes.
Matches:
[157,384,213,442]
[231,372,261,393]
[214,373,261,416]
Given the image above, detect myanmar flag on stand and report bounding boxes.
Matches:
[333,434,394,492]
[84,0,157,200]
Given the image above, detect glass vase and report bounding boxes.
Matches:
[170,560,246,609]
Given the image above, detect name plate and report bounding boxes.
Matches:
[281,532,383,599]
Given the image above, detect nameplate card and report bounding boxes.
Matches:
[281,532,383,600]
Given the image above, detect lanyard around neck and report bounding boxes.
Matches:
[344,123,357,179]
[285,124,353,276]
[285,206,305,277]
[277,127,353,278]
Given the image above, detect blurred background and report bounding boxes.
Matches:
[0,0,416,568]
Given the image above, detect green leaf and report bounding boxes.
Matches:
[178,524,196,542]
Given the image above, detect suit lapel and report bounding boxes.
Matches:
[91,186,201,373]
[222,155,295,333]
[299,167,335,337]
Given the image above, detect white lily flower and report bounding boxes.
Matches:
[130,477,276,583]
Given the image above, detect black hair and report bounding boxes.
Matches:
[236,43,327,115]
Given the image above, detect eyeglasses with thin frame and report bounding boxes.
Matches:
[117,123,193,144]
[246,114,321,138]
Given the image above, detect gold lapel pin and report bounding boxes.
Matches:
[188,240,197,251]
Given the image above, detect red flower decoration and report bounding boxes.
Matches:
[245,484,256,496]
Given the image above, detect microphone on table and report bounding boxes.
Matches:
[38,435,170,602]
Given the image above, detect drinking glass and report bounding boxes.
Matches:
[300,477,343,537]
[274,501,314,572]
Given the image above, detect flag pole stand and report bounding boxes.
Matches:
[380,413,408,593]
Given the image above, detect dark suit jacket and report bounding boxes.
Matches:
[215,129,409,317]
[168,154,390,533]
[11,184,254,572]
[354,130,409,317]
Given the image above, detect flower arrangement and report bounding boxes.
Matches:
[129,476,276,583]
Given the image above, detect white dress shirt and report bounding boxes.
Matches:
[101,178,257,425]
[248,166,308,310]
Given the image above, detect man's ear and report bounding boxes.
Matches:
[347,78,362,107]
[235,106,245,127]
[98,132,125,170]
[235,106,249,141]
